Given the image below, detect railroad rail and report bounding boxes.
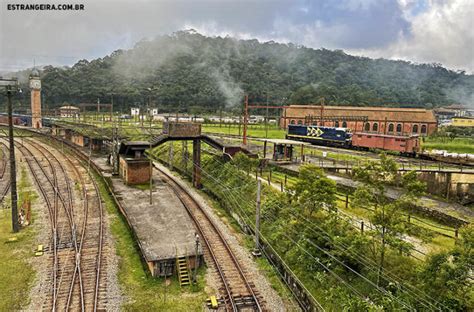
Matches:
[3,136,105,311]
[0,142,10,202]
[155,166,264,312]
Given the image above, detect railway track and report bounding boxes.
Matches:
[6,137,105,311]
[155,166,264,312]
[0,142,10,203]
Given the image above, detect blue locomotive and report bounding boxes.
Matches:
[286,124,352,147]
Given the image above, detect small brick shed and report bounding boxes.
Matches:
[118,141,151,185]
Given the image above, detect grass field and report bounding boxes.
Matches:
[0,166,37,311]
[422,137,474,154]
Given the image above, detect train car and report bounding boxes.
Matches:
[0,113,53,128]
[286,125,352,147]
[351,132,420,155]
[0,115,26,126]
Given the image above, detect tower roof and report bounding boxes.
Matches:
[30,68,40,78]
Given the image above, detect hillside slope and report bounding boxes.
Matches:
[7,31,474,112]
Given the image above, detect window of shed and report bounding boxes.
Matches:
[335,121,340,127]
[290,120,295,125]
[396,124,402,132]
[342,121,347,128]
[372,123,378,132]
[297,120,303,125]
[421,125,427,134]
[364,123,370,131]
[412,124,418,133]
[388,123,394,133]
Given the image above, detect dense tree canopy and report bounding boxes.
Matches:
[6,30,473,113]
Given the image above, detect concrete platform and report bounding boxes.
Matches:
[111,174,200,263]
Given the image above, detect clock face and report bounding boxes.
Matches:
[30,79,41,89]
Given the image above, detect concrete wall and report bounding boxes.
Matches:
[417,172,474,204]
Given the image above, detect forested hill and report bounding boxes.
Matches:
[10,30,474,112]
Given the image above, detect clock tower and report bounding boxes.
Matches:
[29,68,42,128]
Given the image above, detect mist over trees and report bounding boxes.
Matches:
[7,30,474,113]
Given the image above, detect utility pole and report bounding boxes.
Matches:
[243,95,248,145]
[1,78,21,233]
[252,180,262,257]
[149,121,153,205]
[265,93,269,139]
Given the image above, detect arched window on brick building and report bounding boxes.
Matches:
[342,121,347,128]
[396,123,402,133]
[290,120,295,125]
[335,121,339,127]
[421,124,427,134]
[412,124,418,133]
[372,122,378,132]
[364,122,370,131]
[388,123,394,133]
[297,120,303,125]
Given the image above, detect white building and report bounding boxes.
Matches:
[148,108,159,116]
[131,107,140,116]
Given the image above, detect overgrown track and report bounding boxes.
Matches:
[8,137,105,311]
[155,167,264,312]
[0,142,10,203]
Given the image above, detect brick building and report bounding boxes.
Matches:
[118,141,151,185]
[280,105,437,136]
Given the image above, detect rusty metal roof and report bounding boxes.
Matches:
[285,105,437,123]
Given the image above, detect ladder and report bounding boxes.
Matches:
[177,256,190,286]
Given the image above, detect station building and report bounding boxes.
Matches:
[280,105,438,136]
[452,117,474,127]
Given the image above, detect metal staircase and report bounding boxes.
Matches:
[176,256,191,286]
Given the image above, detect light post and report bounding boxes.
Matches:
[1,78,22,233]
[193,233,200,284]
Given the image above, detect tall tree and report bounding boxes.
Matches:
[352,154,424,286]
[291,164,337,216]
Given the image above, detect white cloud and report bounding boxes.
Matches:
[351,0,474,72]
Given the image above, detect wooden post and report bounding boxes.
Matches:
[263,140,267,159]
[345,194,349,209]
[284,174,287,186]
[361,221,364,233]
[280,181,283,192]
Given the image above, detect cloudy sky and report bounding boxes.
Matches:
[1,0,473,73]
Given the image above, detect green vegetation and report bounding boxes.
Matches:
[6,31,473,111]
[352,156,425,284]
[0,166,37,311]
[202,124,285,139]
[422,136,474,154]
[422,126,474,154]
[152,145,474,310]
